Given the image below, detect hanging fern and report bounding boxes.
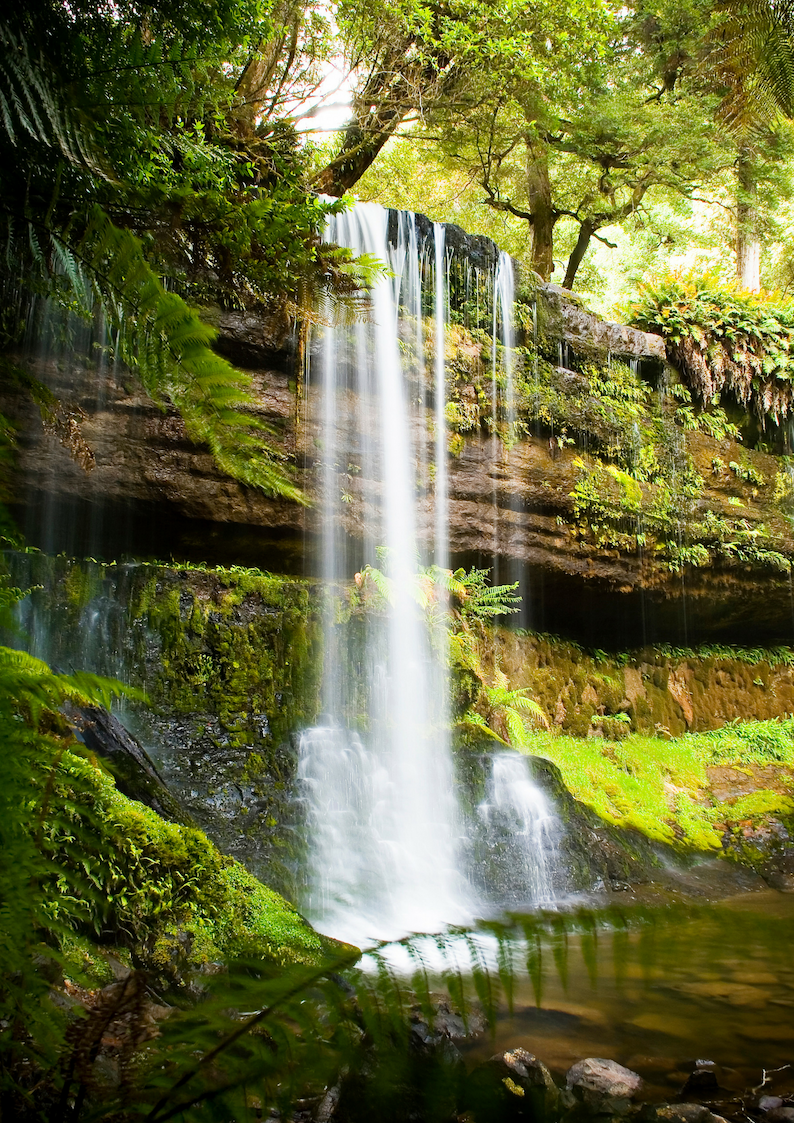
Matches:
[0,19,375,502]
[22,208,302,498]
[0,19,114,192]
[629,272,794,425]
[710,0,794,131]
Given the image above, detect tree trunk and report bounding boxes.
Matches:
[313,121,400,196]
[563,221,594,290]
[526,145,556,280]
[736,149,761,292]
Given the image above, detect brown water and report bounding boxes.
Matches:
[462,892,794,1100]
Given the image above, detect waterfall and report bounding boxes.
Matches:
[433,222,449,571]
[299,203,473,946]
[490,250,516,587]
[476,752,559,907]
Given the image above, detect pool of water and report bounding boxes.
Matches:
[459,892,794,1099]
[365,891,794,1103]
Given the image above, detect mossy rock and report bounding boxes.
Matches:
[49,750,354,987]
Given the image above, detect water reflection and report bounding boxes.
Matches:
[366,892,794,1100]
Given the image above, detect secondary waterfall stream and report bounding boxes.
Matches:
[298,202,562,945]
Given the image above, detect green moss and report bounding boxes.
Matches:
[14,555,324,757]
[519,718,794,854]
[716,790,794,820]
[521,731,720,848]
[47,750,350,978]
[59,932,131,988]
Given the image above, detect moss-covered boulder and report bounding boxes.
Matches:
[48,749,353,989]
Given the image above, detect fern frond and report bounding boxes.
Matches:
[504,706,532,749]
[0,645,132,723]
[41,206,305,500]
[359,564,394,605]
[711,0,794,130]
[0,22,108,175]
[458,708,507,743]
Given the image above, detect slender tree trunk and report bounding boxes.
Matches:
[526,145,556,280]
[563,221,594,290]
[736,148,761,292]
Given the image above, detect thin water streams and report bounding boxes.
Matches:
[298,203,559,945]
[300,204,467,945]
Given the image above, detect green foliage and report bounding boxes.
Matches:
[46,749,334,968]
[710,0,794,128]
[0,6,384,499]
[630,273,794,427]
[566,441,792,573]
[684,715,794,764]
[650,641,794,667]
[0,638,131,1081]
[55,206,304,497]
[524,716,794,851]
[462,666,549,748]
[516,353,656,460]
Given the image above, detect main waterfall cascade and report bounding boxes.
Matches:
[298,202,563,946]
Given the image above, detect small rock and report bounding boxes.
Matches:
[566,1058,643,1099]
[495,1048,559,1098]
[468,1049,560,1122]
[106,954,132,981]
[758,1097,784,1112]
[315,1082,341,1123]
[682,1065,720,1095]
[640,1104,728,1123]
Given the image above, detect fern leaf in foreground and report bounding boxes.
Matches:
[55,207,304,500]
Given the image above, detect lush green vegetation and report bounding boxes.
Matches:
[50,749,338,975]
[520,719,794,851]
[630,273,794,428]
[5,0,794,1117]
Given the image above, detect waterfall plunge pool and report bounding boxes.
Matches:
[356,891,794,1102]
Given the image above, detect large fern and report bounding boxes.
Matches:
[0,22,106,175]
[65,207,303,498]
[710,0,794,130]
[0,18,323,501]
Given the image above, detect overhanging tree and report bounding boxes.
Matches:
[0,1,373,500]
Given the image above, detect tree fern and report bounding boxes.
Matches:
[710,0,794,130]
[0,22,106,174]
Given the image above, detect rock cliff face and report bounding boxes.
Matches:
[5,272,794,647]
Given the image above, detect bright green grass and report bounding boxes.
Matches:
[520,717,794,851]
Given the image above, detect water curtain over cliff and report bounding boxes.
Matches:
[299,203,468,945]
[298,203,556,945]
[490,251,516,584]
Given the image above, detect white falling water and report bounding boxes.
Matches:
[492,252,516,435]
[299,203,472,947]
[433,222,449,571]
[298,204,565,945]
[490,250,516,582]
[477,752,558,906]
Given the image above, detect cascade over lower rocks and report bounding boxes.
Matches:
[296,203,571,942]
